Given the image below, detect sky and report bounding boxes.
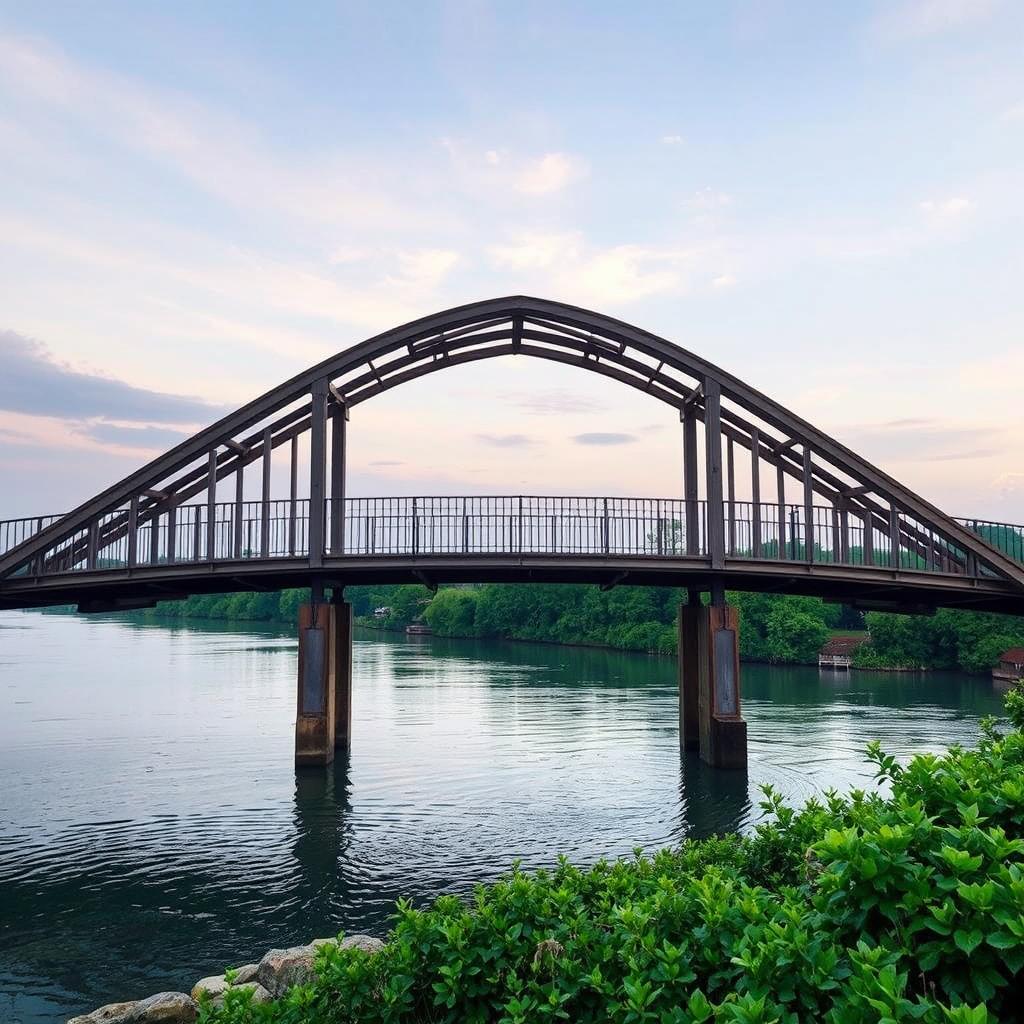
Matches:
[1,0,1022,520]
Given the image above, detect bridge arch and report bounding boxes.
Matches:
[1,296,1023,613]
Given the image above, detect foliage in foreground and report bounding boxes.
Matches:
[201,691,1024,1024]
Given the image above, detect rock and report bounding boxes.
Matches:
[257,945,318,997]
[341,934,384,954]
[257,936,385,998]
[233,964,259,985]
[127,992,198,1022]
[311,934,384,954]
[189,976,271,1007]
[247,984,273,1004]
[68,1002,137,1024]
[190,976,228,1002]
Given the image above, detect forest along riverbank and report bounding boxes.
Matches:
[0,610,1007,1023]
[124,581,1024,673]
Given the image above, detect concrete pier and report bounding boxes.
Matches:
[295,599,353,767]
[679,600,747,769]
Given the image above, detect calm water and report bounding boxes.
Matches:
[0,611,1005,1023]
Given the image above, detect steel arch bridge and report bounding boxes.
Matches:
[2,295,1024,615]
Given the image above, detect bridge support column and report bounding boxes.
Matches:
[295,600,352,767]
[680,595,747,769]
[696,602,747,769]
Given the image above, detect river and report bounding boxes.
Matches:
[0,610,1006,1023]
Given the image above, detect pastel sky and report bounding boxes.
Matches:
[1,1,1022,520]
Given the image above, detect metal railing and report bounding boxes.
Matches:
[0,496,1021,580]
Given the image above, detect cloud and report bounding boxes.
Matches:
[996,472,1024,497]
[839,418,1001,463]
[0,329,224,424]
[0,33,440,237]
[919,197,974,224]
[73,422,192,450]
[572,432,638,446]
[389,248,460,290]
[368,459,405,467]
[504,389,602,415]
[488,231,696,304]
[712,274,737,289]
[475,433,539,448]
[661,134,684,146]
[514,152,588,195]
[687,187,733,211]
[873,0,999,39]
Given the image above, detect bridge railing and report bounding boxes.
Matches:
[1,496,1022,580]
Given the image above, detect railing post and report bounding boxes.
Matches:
[519,495,524,554]
[260,427,272,559]
[234,460,244,559]
[704,378,726,570]
[602,497,609,554]
[683,407,699,556]
[889,507,901,569]
[206,451,217,561]
[308,378,328,568]
[462,497,469,553]
[412,497,419,555]
[167,504,177,564]
[127,497,139,568]
[330,402,347,555]
[287,435,298,556]
[726,437,736,556]
[776,464,787,561]
[192,504,202,562]
[87,520,98,571]
[750,427,762,558]
[863,510,874,566]
[149,506,161,565]
[802,445,814,564]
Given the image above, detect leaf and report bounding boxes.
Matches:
[955,928,984,956]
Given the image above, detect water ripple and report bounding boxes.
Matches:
[0,612,1003,1023]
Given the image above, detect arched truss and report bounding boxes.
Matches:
[2,296,1023,610]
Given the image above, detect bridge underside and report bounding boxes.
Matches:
[3,555,1021,615]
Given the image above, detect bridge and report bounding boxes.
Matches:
[2,297,1023,768]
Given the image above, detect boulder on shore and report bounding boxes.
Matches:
[190,975,272,1006]
[312,934,385,955]
[68,1002,137,1024]
[259,935,384,997]
[128,993,198,1022]
[257,945,319,998]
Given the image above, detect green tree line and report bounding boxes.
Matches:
[131,582,1024,674]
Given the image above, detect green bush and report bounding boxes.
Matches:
[200,690,1024,1024]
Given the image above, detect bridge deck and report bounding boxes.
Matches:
[2,496,1022,614]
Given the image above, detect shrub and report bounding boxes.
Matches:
[201,696,1024,1024]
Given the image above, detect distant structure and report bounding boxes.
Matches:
[818,635,866,670]
[373,606,391,619]
[993,647,1024,683]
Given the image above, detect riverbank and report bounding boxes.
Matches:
[114,581,1024,675]
[76,686,1024,1023]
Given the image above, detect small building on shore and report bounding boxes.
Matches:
[373,606,391,619]
[819,635,866,670]
[993,647,1024,683]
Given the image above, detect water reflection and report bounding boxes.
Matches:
[678,753,750,839]
[292,756,354,916]
[0,611,1005,1023]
